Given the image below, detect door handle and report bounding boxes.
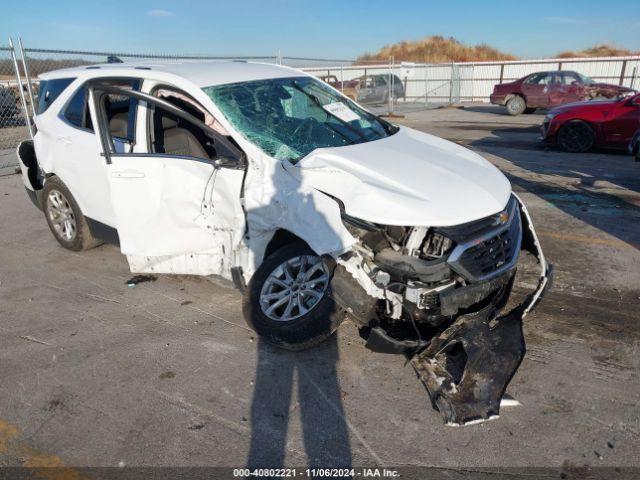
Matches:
[57,136,72,145]
[111,169,145,179]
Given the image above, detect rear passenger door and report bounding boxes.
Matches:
[521,72,552,107]
[90,84,246,279]
[47,78,139,227]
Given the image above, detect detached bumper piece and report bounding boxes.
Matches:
[411,299,525,426]
[412,196,553,426]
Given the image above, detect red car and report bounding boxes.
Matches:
[491,70,635,116]
[541,93,640,152]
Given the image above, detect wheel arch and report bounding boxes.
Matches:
[264,229,312,260]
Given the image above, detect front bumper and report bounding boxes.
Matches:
[333,195,553,425]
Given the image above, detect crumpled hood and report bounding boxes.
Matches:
[284,126,511,226]
[591,82,635,93]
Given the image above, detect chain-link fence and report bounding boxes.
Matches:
[0,46,29,172]
[2,43,639,174]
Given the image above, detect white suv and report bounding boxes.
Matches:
[18,61,551,425]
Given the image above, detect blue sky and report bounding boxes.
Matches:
[3,0,639,59]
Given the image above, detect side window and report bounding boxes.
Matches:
[64,87,91,130]
[63,79,140,140]
[361,77,374,88]
[375,76,387,87]
[37,78,75,114]
[560,72,579,85]
[148,87,229,160]
[525,73,552,85]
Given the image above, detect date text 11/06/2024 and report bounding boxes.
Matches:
[233,468,400,477]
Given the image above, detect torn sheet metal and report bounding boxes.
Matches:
[335,250,403,319]
[411,297,525,426]
[411,199,553,426]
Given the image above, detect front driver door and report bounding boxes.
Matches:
[90,84,246,279]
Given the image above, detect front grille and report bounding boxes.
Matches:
[446,197,522,282]
[456,212,521,279]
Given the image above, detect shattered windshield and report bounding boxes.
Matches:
[203,76,396,163]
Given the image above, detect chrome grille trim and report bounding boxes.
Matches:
[446,198,522,283]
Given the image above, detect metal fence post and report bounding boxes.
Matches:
[424,62,428,105]
[388,56,394,114]
[449,63,454,104]
[18,38,36,117]
[619,60,628,86]
[8,37,33,139]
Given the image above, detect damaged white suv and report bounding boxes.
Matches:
[19,61,552,425]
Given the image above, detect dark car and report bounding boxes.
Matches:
[318,74,359,100]
[541,93,640,152]
[491,70,636,116]
[629,129,640,161]
[356,74,404,104]
[0,86,19,123]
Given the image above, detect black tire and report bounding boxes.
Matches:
[242,242,346,351]
[506,96,526,116]
[524,108,537,114]
[557,120,595,153]
[42,176,101,251]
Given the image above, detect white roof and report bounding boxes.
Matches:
[38,60,303,87]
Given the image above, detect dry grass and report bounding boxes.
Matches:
[556,44,639,58]
[356,37,639,64]
[356,36,517,64]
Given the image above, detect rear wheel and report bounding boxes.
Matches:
[242,242,346,350]
[506,96,526,116]
[42,176,101,251]
[557,120,595,153]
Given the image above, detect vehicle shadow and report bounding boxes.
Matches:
[469,128,640,251]
[461,105,548,116]
[246,335,352,468]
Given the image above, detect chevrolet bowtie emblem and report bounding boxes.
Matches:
[494,211,509,226]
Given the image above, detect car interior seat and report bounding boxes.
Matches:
[161,117,209,159]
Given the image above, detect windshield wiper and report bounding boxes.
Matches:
[291,81,367,142]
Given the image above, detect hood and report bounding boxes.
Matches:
[591,82,634,93]
[284,127,511,227]
[549,98,620,116]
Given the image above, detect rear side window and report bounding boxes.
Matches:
[64,87,90,129]
[63,79,141,140]
[37,78,75,114]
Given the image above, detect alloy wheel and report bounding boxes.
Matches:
[259,254,330,322]
[46,189,77,242]
[560,122,593,152]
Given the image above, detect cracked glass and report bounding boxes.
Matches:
[203,76,396,163]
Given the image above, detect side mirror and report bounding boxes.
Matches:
[626,97,640,107]
[213,156,243,169]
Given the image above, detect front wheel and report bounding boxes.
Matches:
[242,242,346,350]
[557,120,595,153]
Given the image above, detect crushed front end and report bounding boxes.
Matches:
[330,194,552,426]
